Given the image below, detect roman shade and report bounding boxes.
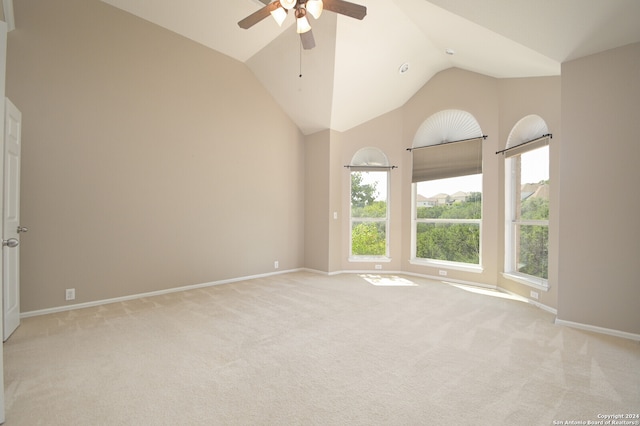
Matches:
[410,110,484,183]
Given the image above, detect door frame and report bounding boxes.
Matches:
[0,16,8,425]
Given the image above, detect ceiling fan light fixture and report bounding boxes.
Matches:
[296,15,311,33]
[280,0,297,10]
[270,5,288,26]
[306,0,323,19]
[295,8,311,33]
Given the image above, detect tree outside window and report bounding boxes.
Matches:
[350,171,388,257]
[507,145,549,282]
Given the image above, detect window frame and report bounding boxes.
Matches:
[349,169,391,262]
[410,177,483,274]
[503,147,550,290]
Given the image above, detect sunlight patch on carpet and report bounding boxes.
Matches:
[445,282,528,303]
[359,274,419,287]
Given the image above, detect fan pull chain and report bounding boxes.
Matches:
[299,39,303,78]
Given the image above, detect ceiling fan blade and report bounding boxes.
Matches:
[258,0,270,4]
[238,2,280,29]
[323,0,367,20]
[300,30,316,50]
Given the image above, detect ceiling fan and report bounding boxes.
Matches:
[238,0,367,50]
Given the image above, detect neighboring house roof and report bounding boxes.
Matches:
[451,191,469,199]
[431,193,450,200]
[521,183,549,201]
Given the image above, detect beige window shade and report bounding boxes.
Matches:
[410,109,484,183]
[412,137,483,183]
[498,114,551,157]
[502,135,550,158]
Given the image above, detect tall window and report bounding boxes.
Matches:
[505,144,549,285]
[350,171,388,257]
[348,148,392,260]
[503,115,550,287]
[410,110,484,269]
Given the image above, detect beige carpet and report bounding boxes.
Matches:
[3,272,640,425]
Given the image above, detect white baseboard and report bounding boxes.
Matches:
[21,268,304,319]
[555,318,640,342]
[499,288,558,315]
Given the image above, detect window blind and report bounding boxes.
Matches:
[411,137,483,183]
[499,135,551,158]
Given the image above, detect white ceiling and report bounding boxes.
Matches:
[100,0,640,135]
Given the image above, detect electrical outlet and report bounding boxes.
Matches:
[274,260,279,269]
[65,288,75,301]
[439,270,447,276]
[375,264,382,270]
[530,290,539,300]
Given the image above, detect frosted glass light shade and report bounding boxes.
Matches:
[306,0,323,19]
[270,6,287,26]
[296,16,311,33]
[280,0,296,10]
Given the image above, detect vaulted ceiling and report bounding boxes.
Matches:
[100,0,640,135]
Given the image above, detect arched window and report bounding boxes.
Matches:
[500,115,551,288]
[347,148,393,260]
[409,110,484,270]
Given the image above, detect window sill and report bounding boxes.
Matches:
[348,256,391,263]
[409,259,483,274]
[502,273,549,291]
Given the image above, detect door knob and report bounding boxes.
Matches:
[17,226,28,233]
[2,238,19,248]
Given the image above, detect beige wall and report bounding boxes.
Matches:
[7,0,305,312]
[558,43,640,334]
[304,130,331,272]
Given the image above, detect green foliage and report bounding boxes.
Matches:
[351,172,378,208]
[518,225,548,279]
[518,197,550,279]
[352,201,387,218]
[352,222,386,256]
[415,193,481,264]
[521,197,549,220]
[466,192,482,203]
[350,172,387,256]
[416,223,480,264]
[417,194,481,220]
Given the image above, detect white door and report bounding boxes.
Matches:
[0,18,8,425]
[3,98,21,341]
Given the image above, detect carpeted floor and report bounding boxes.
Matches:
[3,272,640,425]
